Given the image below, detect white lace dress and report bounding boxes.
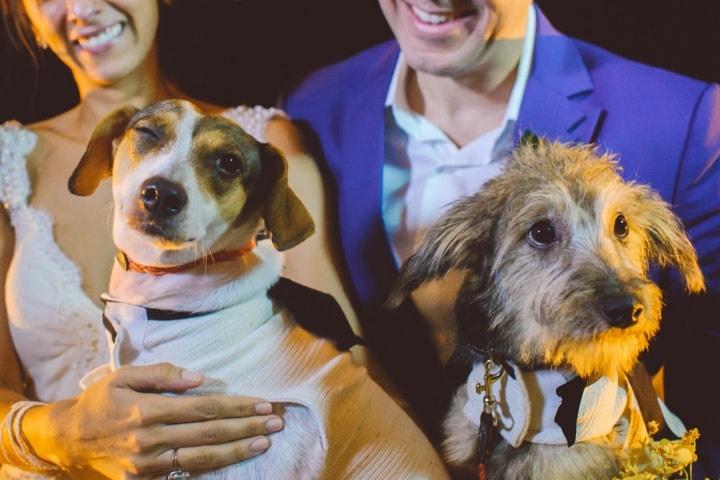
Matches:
[0,106,282,404]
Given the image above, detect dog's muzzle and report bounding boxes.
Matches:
[140,176,187,219]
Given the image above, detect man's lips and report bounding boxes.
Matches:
[404,1,477,26]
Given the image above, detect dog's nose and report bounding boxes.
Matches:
[602,295,643,329]
[139,177,187,217]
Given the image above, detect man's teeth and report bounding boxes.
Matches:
[77,23,123,49]
[411,5,454,25]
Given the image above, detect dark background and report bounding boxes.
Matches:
[1,0,718,124]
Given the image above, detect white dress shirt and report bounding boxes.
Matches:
[382,6,536,265]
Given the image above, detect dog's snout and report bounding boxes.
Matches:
[601,294,643,329]
[140,177,187,217]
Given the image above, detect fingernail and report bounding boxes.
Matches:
[266,417,283,433]
[255,402,273,415]
[250,436,270,452]
[181,370,203,382]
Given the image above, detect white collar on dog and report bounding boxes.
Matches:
[462,361,629,447]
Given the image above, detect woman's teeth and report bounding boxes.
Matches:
[411,5,455,25]
[77,22,124,49]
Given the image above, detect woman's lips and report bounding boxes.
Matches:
[73,21,126,54]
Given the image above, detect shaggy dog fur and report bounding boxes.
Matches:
[389,139,704,479]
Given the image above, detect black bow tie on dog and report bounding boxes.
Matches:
[554,363,675,446]
[102,278,364,353]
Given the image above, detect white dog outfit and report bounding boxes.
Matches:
[462,361,686,450]
[83,241,448,479]
[0,107,448,479]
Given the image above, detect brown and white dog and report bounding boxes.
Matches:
[70,99,449,479]
[389,138,704,479]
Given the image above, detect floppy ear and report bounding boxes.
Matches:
[635,186,705,293]
[68,106,137,196]
[387,191,500,308]
[257,144,315,251]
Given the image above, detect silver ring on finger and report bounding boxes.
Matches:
[166,448,191,480]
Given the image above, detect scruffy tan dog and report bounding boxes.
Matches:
[390,138,704,479]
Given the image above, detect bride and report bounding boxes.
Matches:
[0,0,353,477]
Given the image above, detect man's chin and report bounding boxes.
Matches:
[404,47,485,79]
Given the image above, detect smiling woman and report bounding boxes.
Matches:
[0,0,359,478]
[20,0,162,93]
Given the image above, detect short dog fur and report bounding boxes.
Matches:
[389,139,704,479]
[69,99,448,479]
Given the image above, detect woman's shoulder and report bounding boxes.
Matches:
[0,121,35,211]
[0,119,36,151]
[1,106,83,148]
[0,108,78,210]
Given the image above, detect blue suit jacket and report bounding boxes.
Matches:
[286,7,719,470]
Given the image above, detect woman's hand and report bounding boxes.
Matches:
[24,363,282,479]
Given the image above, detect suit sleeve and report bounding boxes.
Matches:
[661,83,720,476]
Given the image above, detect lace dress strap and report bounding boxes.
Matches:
[0,121,36,212]
[223,105,286,143]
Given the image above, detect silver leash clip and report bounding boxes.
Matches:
[475,358,505,426]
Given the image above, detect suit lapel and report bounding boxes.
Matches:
[516,8,604,145]
[337,44,400,308]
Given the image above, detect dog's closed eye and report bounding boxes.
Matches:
[133,124,161,140]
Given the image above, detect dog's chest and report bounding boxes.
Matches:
[99,294,450,478]
[104,296,345,398]
[104,298,346,478]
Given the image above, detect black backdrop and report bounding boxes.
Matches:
[1,0,718,124]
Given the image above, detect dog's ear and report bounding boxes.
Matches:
[635,186,705,293]
[519,130,541,150]
[257,144,315,251]
[387,192,499,308]
[68,106,137,196]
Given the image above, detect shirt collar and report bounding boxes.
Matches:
[385,4,536,130]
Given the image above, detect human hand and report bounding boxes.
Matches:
[25,363,282,479]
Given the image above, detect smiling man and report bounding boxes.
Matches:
[285,1,720,474]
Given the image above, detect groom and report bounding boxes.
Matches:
[285,0,720,474]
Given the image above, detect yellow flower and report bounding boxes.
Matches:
[615,428,699,480]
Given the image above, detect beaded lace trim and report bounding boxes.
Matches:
[223,105,285,143]
[0,121,35,212]
[0,122,104,394]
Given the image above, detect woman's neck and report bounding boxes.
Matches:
[72,51,173,133]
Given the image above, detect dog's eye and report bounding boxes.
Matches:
[134,125,159,139]
[614,214,629,238]
[528,221,557,247]
[216,154,243,178]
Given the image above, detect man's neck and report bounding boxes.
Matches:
[409,64,519,147]
[403,6,531,147]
